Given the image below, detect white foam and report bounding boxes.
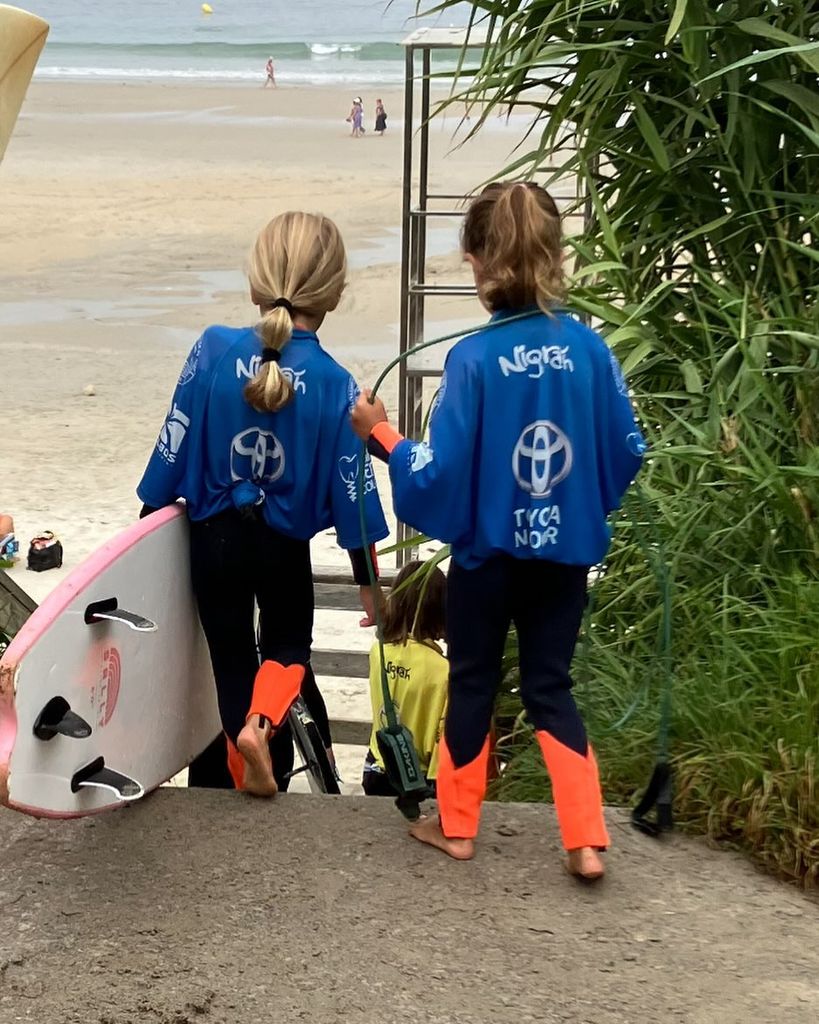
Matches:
[34,65,408,86]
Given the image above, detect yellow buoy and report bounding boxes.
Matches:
[201,3,212,14]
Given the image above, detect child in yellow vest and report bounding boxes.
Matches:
[363,560,447,796]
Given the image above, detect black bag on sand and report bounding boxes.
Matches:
[27,532,63,572]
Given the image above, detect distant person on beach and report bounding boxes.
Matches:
[346,96,364,137]
[374,98,387,135]
[137,212,388,797]
[352,181,645,879]
[264,56,276,88]
[363,560,447,801]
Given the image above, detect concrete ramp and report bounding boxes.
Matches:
[1,792,816,1024]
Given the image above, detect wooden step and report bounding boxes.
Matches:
[311,566,380,748]
[313,582,362,611]
[312,565,395,611]
[312,648,369,678]
[329,719,371,746]
[312,565,396,586]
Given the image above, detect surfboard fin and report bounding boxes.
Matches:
[33,696,93,741]
[84,598,157,632]
[70,757,144,801]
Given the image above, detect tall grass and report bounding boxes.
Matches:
[422,0,819,885]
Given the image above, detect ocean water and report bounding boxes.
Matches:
[30,0,477,85]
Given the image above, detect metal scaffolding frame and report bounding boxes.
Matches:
[398,28,485,451]
[396,28,487,562]
[396,27,588,563]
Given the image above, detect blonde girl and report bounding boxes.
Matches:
[139,212,388,796]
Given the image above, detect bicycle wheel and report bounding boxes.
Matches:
[289,698,340,795]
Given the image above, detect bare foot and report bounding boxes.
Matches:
[409,816,475,860]
[236,715,277,797]
[566,847,605,881]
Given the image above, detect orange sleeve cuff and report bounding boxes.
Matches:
[370,420,404,454]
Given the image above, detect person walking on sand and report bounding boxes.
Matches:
[347,97,364,137]
[352,181,645,880]
[138,212,388,797]
[374,98,387,135]
[264,56,276,88]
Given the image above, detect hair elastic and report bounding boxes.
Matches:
[270,297,295,316]
[260,349,281,364]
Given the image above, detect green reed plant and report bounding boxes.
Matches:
[420,0,819,884]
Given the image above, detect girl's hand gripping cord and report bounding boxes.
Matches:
[351,389,387,438]
[351,390,403,463]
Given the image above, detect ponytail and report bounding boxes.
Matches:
[461,181,565,313]
[245,303,294,412]
[244,211,347,414]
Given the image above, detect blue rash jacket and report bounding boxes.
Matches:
[138,325,389,550]
[381,310,645,569]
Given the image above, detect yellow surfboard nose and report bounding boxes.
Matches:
[0,4,49,164]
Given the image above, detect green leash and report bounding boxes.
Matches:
[628,483,674,836]
[356,311,540,820]
[355,311,674,835]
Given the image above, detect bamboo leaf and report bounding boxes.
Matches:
[742,94,819,149]
[761,80,819,122]
[681,359,704,395]
[570,260,628,281]
[604,325,653,349]
[779,240,819,266]
[769,331,819,350]
[698,40,819,82]
[569,294,628,326]
[620,340,655,375]
[665,0,689,46]
[736,18,819,74]
[632,99,671,172]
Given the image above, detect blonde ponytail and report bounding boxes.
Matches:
[244,211,347,413]
[246,303,294,412]
[462,181,565,313]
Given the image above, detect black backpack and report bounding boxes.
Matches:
[27,533,63,572]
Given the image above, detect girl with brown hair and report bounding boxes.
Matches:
[352,182,645,879]
[362,560,447,799]
[138,211,388,796]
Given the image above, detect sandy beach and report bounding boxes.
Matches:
[1,79,533,783]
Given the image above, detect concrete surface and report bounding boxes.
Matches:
[1,791,816,1024]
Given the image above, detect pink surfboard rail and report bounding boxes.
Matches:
[0,505,184,811]
[2,505,183,665]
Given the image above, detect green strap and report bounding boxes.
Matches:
[631,483,673,762]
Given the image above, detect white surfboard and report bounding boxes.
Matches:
[0,5,49,164]
[0,506,221,817]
